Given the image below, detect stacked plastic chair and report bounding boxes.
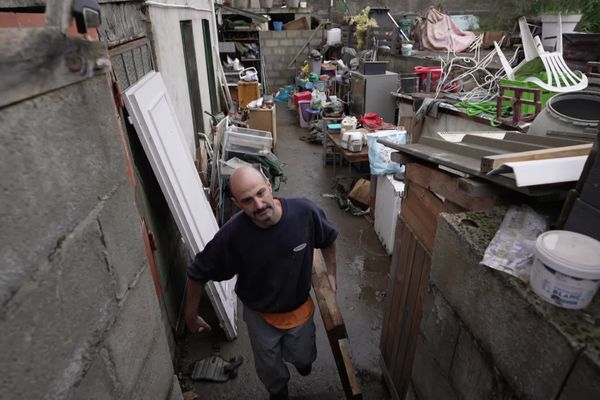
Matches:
[494,16,588,93]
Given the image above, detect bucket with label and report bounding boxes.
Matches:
[529,230,600,309]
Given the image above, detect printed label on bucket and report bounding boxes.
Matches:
[531,261,600,309]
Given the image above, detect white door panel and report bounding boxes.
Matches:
[124,71,237,340]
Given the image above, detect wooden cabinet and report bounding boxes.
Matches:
[249,107,277,149]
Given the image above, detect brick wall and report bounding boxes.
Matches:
[411,211,600,400]
[260,29,325,90]
[0,74,182,400]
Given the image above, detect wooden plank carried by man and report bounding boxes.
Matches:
[312,249,362,399]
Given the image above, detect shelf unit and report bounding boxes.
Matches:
[220,27,262,84]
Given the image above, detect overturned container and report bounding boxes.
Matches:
[528,91,600,138]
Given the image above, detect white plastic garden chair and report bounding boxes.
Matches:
[494,16,588,93]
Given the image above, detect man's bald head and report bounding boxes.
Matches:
[229,166,267,200]
[229,166,281,228]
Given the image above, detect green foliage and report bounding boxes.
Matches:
[350,6,378,49]
[577,0,600,32]
[478,0,599,32]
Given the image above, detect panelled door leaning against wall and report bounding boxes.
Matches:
[124,71,238,340]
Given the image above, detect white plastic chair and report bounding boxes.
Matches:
[495,16,588,93]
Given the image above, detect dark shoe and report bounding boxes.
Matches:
[270,385,289,400]
[296,364,312,376]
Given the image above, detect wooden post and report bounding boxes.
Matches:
[312,249,362,399]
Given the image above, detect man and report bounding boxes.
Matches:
[186,166,338,400]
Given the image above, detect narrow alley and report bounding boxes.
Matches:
[180,104,391,399]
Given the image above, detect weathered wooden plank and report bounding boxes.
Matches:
[388,226,417,382]
[97,1,148,45]
[338,338,362,399]
[401,182,444,252]
[481,143,593,173]
[312,249,346,340]
[0,29,110,108]
[380,355,402,400]
[457,177,502,197]
[312,249,362,399]
[406,163,502,211]
[397,241,431,398]
[45,0,72,31]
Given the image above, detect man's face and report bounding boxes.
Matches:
[231,176,276,226]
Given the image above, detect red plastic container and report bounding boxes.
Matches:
[293,91,312,107]
[413,66,443,92]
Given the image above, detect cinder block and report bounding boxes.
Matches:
[131,324,174,400]
[419,285,460,373]
[265,39,279,47]
[273,48,286,56]
[294,38,307,46]
[0,217,118,399]
[558,349,600,399]
[0,75,126,305]
[286,30,301,38]
[430,213,579,400]
[106,266,163,396]
[98,181,146,300]
[450,328,517,400]
[261,47,274,56]
[279,39,294,46]
[70,351,115,400]
[411,334,459,400]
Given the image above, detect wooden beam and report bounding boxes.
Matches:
[0,29,110,108]
[405,163,502,211]
[312,249,361,399]
[481,143,593,173]
[339,338,362,399]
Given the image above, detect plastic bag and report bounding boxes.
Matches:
[366,129,407,175]
[481,205,547,282]
[360,113,383,130]
[310,89,327,110]
[274,85,293,103]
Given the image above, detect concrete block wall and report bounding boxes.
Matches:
[411,210,600,400]
[260,29,325,90]
[0,75,182,399]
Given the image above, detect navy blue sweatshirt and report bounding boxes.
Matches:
[187,198,338,313]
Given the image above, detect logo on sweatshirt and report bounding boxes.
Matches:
[293,243,307,252]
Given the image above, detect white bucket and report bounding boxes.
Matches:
[327,28,342,46]
[530,230,600,309]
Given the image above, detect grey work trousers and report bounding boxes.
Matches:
[243,304,317,394]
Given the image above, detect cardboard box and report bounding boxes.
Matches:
[348,179,371,208]
[284,17,309,30]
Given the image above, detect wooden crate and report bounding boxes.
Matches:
[248,107,277,148]
[237,81,260,108]
[379,161,504,399]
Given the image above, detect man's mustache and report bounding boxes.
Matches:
[254,204,273,215]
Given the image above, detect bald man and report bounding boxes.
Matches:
[186,166,338,400]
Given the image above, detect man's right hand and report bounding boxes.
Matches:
[186,314,212,334]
